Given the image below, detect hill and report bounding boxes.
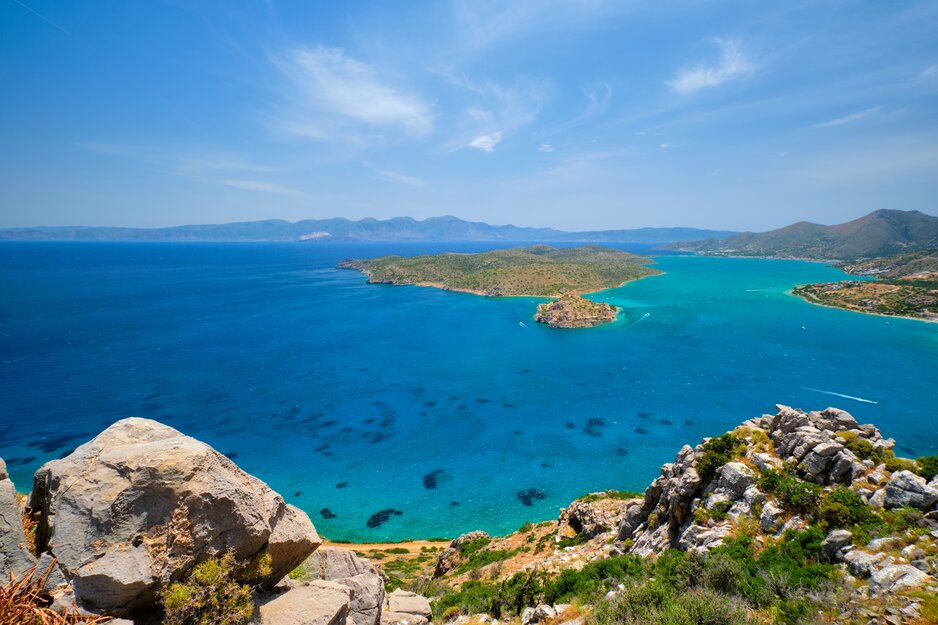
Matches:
[666,209,938,260]
[337,245,661,298]
[0,216,735,244]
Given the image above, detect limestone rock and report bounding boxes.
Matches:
[305,547,384,625]
[844,550,878,578]
[869,565,932,595]
[29,418,322,613]
[254,580,351,625]
[883,471,938,511]
[386,589,432,620]
[435,531,489,577]
[381,612,428,625]
[0,458,37,580]
[558,494,633,539]
[718,462,755,499]
[821,529,853,561]
[760,501,784,533]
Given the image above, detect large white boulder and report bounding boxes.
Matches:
[29,418,322,612]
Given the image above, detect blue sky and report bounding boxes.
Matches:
[1,1,936,230]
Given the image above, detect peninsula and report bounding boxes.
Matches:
[793,250,938,322]
[337,245,660,328]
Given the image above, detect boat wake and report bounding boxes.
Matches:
[625,312,651,329]
[803,387,878,404]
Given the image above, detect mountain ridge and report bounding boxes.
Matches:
[666,209,938,260]
[0,215,735,244]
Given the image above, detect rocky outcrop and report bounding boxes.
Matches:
[883,471,938,510]
[305,547,385,625]
[0,458,37,580]
[616,405,915,557]
[254,580,352,625]
[558,494,635,539]
[382,589,432,625]
[534,294,618,329]
[27,417,322,613]
[434,531,490,577]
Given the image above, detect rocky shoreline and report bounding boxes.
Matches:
[2,405,937,624]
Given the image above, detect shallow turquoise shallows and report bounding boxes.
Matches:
[1,242,936,541]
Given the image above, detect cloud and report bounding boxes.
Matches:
[216,179,309,197]
[659,143,671,150]
[667,38,756,94]
[364,163,428,187]
[923,65,937,78]
[538,143,554,152]
[813,106,880,128]
[271,46,433,142]
[469,132,503,151]
[451,0,629,52]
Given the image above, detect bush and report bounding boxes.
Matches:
[589,585,751,625]
[542,554,644,604]
[885,457,917,473]
[757,469,821,513]
[162,552,256,625]
[916,455,938,480]
[696,433,745,483]
[433,572,542,619]
[819,487,878,530]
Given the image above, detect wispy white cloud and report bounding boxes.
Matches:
[922,65,937,78]
[216,178,309,197]
[659,143,671,150]
[667,38,756,94]
[434,68,551,151]
[451,0,629,52]
[538,143,554,153]
[813,106,880,128]
[469,132,503,151]
[271,46,433,142]
[364,163,428,187]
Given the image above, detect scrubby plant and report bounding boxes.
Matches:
[757,469,821,513]
[696,433,746,483]
[542,554,644,604]
[589,585,752,625]
[162,551,261,625]
[693,506,711,525]
[884,456,918,473]
[915,454,938,480]
[818,487,877,530]
[576,490,642,504]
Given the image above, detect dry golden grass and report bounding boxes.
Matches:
[0,562,110,625]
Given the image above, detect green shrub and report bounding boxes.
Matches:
[819,487,877,530]
[458,536,492,557]
[696,433,745,483]
[518,521,534,533]
[543,554,644,604]
[589,585,751,625]
[576,490,642,504]
[885,457,918,473]
[162,552,254,625]
[386,547,409,555]
[433,572,542,619]
[916,454,938,480]
[557,533,586,549]
[757,469,821,513]
[708,500,734,522]
[693,506,710,525]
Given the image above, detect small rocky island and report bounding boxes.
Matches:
[533,293,618,328]
[338,245,659,329]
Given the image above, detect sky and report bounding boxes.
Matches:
[1,1,937,231]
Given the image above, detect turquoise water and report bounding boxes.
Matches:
[1,242,936,541]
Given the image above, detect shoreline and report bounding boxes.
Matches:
[789,289,938,324]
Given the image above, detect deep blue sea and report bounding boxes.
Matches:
[1,242,936,541]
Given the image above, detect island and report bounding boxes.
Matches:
[337,245,660,328]
[793,250,938,322]
[533,293,619,328]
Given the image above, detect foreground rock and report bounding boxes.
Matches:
[382,589,432,625]
[305,547,385,625]
[0,458,37,579]
[534,294,618,328]
[254,580,352,625]
[28,417,322,613]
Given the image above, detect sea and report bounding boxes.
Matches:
[1,241,936,541]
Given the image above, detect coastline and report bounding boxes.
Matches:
[789,289,938,324]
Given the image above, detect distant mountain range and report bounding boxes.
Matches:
[0,216,736,244]
[666,209,938,260]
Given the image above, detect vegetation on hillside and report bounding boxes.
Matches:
[793,249,938,321]
[338,245,660,298]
